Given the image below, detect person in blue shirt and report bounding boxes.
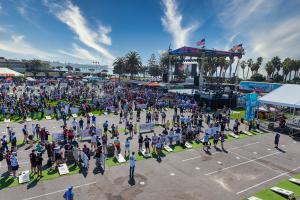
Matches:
[63,186,74,200]
[92,115,96,126]
[129,152,136,179]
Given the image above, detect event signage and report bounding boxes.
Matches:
[239,81,282,93]
[139,123,154,133]
[244,93,258,121]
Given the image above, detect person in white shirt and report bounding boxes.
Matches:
[129,152,136,179]
[71,118,78,133]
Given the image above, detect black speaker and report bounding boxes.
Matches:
[191,64,197,77]
[163,73,168,82]
[194,76,199,86]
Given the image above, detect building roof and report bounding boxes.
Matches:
[0,67,24,77]
[258,84,300,108]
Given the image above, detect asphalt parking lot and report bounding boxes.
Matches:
[1,131,300,200]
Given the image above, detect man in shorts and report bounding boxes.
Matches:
[29,149,37,174]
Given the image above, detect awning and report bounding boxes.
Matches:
[0,68,24,77]
[258,84,300,108]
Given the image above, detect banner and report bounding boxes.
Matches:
[139,123,154,133]
[244,93,258,121]
[137,104,147,109]
[52,132,64,142]
[70,107,79,114]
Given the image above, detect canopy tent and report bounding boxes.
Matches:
[259,84,300,108]
[0,68,24,77]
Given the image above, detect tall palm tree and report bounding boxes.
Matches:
[271,56,282,75]
[240,60,246,80]
[265,61,275,80]
[282,58,292,81]
[218,57,226,77]
[294,60,300,79]
[246,59,253,80]
[125,51,142,79]
[113,57,125,78]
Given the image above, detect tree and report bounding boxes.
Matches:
[66,65,73,72]
[240,60,246,80]
[282,58,293,81]
[252,57,263,74]
[271,56,282,75]
[250,73,266,82]
[273,73,283,82]
[113,57,125,76]
[265,61,275,80]
[246,59,253,80]
[294,60,300,79]
[125,51,142,79]
[148,54,163,77]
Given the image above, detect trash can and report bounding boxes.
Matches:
[107,143,115,158]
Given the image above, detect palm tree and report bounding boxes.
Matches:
[218,57,225,77]
[240,60,246,80]
[265,61,275,80]
[246,59,253,80]
[113,57,125,80]
[294,60,300,79]
[282,58,291,81]
[271,56,282,75]
[125,51,142,79]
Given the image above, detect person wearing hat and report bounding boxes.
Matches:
[63,186,74,200]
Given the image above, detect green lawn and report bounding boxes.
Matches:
[0,164,80,190]
[231,108,245,120]
[247,174,300,200]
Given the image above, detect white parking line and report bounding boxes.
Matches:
[23,181,97,200]
[204,152,281,176]
[236,166,300,195]
[181,142,260,162]
[229,151,285,174]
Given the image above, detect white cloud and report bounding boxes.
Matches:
[44,0,114,62]
[0,34,54,59]
[58,43,98,61]
[0,3,3,14]
[250,15,300,59]
[161,0,199,48]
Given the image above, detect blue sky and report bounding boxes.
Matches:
[0,0,300,68]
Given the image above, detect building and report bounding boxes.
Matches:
[50,61,109,73]
[0,57,50,73]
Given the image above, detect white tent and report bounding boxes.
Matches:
[0,68,24,77]
[259,84,300,108]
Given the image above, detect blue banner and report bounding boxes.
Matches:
[244,93,258,121]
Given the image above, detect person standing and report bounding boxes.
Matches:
[36,152,43,177]
[29,149,37,174]
[129,152,136,179]
[10,152,19,177]
[22,125,29,144]
[63,186,74,200]
[274,132,280,148]
[124,138,131,157]
[79,118,84,131]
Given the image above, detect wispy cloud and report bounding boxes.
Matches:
[250,15,300,59]
[161,0,199,48]
[44,0,114,62]
[0,34,54,59]
[58,43,98,61]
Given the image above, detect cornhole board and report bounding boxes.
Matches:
[248,197,262,200]
[72,114,78,118]
[19,170,30,184]
[45,116,52,120]
[242,130,253,136]
[185,142,192,149]
[270,186,294,199]
[58,163,69,175]
[228,132,239,138]
[164,145,173,152]
[255,129,264,134]
[26,117,32,122]
[116,154,126,163]
[289,178,300,185]
[104,112,108,115]
[4,118,10,123]
[140,149,151,158]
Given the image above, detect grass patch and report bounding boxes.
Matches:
[0,164,80,190]
[248,173,300,200]
[231,108,245,120]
